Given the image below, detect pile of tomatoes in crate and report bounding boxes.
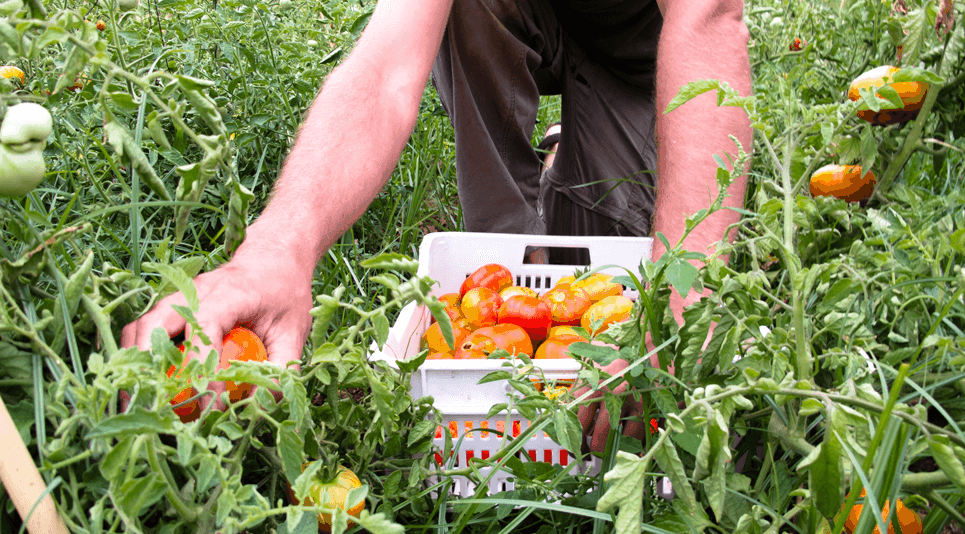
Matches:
[421,263,633,361]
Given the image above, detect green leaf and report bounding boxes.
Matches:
[663,257,699,299]
[114,473,168,518]
[810,408,843,519]
[354,510,405,534]
[551,409,582,453]
[48,251,94,355]
[408,419,436,448]
[928,436,965,492]
[359,253,419,273]
[99,435,137,482]
[372,311,390,349]
[652,436,699,512]
[278,421,305,484]
[675,303,713,383]
[597,451,648,534]
[85,407,174,440]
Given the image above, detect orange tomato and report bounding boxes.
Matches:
[499,285,538,301]
[497,295,552,342]
[534,334,585,359]
[848,65,928,126]
[421,321,472,355]
[220,327,268,403]
[167,326,268,422]
[166,362,200,423]
[581,295,634,336]
[426,352,454,360]
[460,287,503,329]
[554,275,576,288]
[571,273,623,303]
[455,324,532,359]
[809,164,876,203]
[96,20,106,31]
[459,264,513,297]
[843,489,922,534]
[542,285,592,326]
[431,292,464,324]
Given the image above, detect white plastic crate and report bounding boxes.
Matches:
[369,232,653,497]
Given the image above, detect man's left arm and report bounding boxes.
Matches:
[651,0,753,331]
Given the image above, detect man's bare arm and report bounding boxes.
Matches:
[238,0,454,280]
[122,0,454,381]
[652,0,753,322]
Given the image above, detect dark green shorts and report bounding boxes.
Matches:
[431,0,663,248]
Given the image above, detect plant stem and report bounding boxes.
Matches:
[146,435,200,523]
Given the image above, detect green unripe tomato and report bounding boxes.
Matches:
[118,0,138,11]
[769,17,783,29]
[0,102,52,197]
[278,0,293,11]
[307,39,318,48]
[0,144,46,197]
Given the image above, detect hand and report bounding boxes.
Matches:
[574,337,665,454]
[120,252,314,413]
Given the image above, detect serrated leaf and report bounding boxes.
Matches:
[408,419,436,448]
[99,435,137,482]
[86,407,174,439]
[652,437,699,511]
[597,451,648,534]
[663,257,699,299]
[928,436,965,492]
[372,311,390,349]
[359,253,419,273]
[810,408,843,519]
[551,409,582,453]
[278,421,305,484]
[114,473,168,518]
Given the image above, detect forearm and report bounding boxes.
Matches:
[652,1,752,315]
[235,0,452,280]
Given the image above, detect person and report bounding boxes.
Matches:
[121,0,752,452]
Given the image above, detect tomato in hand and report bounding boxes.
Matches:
[460,287,502,329]
[455,323,532,359]
[542,285,591,326]
[167,326,268,422]
[288,465,365,532]
[581,295,634,336]
[459,263,513,297]
[498,295,552,342]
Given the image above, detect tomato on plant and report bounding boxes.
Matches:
[0,102,53,198]
[96,20,106,31]
[498,295,552,342]
[809,164,875,202]
[842,489,922,534]
[0,65,25,84]
[459,263,513,297]
[848,65,928,126]
[166,362,201,423]
[288,465,365,532]
[460,287,502,329]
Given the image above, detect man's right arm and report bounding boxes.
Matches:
[121,0,454,392]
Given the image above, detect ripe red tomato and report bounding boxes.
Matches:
[455,323,532,359]
[460,287,503,329]
[166,362,200,422]
[288,465,364,532]
[542,285,591,326]
[498,295,552,342]
[459,264,513,297]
